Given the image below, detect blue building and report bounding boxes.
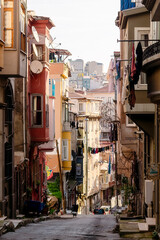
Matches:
[121,0,135,11]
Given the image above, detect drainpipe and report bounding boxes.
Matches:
[56,140,66,213]
[156,104,160,225]
[23,77,26,157]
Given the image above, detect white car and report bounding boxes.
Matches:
[100,205,111,215]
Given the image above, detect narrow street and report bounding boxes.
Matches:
[0,214,127,240]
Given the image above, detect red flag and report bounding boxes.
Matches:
[130,43,136,80]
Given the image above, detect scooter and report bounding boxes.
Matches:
[71,204,78,217]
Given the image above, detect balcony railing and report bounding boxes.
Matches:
[143,41,160,61]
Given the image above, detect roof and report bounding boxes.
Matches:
[87,85,109,93]
[69,91,102,101]
[31,16,55,29]
[69,92,86,99]
[28,14,55,29]
[120,7,148,29]
[50,49,72,56]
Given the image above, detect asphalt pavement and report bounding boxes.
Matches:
[0,214,152,240]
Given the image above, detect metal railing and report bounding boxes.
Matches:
[143,41,160,61]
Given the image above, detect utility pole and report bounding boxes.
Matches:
[56,139,66,213]
[85,118,88,214]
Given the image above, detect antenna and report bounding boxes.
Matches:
[32,26,39,43]
[32,43,38,57]
[45,37,50,48]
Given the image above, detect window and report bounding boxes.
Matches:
[4,0,14,48]
[20,4,25,34]
[108,97,111,103]
[65,103,69,122]
[103,132,109,139]
[62,139,68,160]
[32,45,44,61]
[49,79,55,97]
[106,174,108,184]
[139,72,147,85]
[134,27,150,50]
[91,102,94,112]
[108,109,111,116]
[0,0,2,40]
[37,46,43,61]
[45,96,49,127]
[79,103,84,112]
[87,103,90,113]
[95,103,99,112]
[76,163,81,176]
[96,176,99,187]
[126,116,136,127]
[78,120,83,128]
[141,34,149,48]
[92,119,94,132]
[31,95,43,127]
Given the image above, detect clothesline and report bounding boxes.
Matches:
[88,144,113,154]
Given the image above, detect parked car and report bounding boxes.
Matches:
[100,205,111,215]
[93,208,105,215]
[111,206,122,214]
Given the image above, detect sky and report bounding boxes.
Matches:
[27,0,120,73]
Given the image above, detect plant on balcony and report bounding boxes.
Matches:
[47,177,62,201]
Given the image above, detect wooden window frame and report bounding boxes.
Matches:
[31,94,43,128]
[20,3,26,52]
[4,0,14,48]
[62,139,68,161]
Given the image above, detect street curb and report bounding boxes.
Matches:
[0,214,61,236]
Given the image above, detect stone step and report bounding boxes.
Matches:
[120,222,139,232]
[138,222,148,231]
[146,217,156,226]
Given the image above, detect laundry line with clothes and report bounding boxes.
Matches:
[88,144,114,154]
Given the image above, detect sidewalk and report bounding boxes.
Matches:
[118,214,156,239]
[0,213,73,236]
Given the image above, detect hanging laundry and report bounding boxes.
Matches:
[122,67,129,104]
[108,155,111,174]
[134,41,143,84]
[116,61,120,80]
[130,43,136,81]
[128,79,136,109]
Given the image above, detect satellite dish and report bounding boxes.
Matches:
[30,60,43,74]
[32,26,39,43]
[32,43,38,57]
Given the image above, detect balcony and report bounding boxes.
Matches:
[143,41,160,70]
[143,41,160,103]
[100,126,110,132]
[100,183,109,190]
[38,140,56,152]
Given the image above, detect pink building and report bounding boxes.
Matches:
[27,14,55,202]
